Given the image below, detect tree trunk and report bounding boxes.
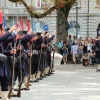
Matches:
[57,9,69,42]
[56,0,76,43]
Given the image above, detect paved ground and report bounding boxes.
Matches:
[12,64,100,100]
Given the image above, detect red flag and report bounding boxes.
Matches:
[20,17,24,30]
[0,12,5,35]
[0,12,3,24]
[26,19,30,31]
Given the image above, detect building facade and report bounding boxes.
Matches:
[0,0,57,33]
[68,0,100,38]
[0,0,100,38]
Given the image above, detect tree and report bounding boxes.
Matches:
[95,0,100,9]
[8,0,75,42]
[8,0,100,42]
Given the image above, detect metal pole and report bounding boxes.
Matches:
[87,0,89,37]
[76,1,78,38]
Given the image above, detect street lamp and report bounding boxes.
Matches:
[76,1,78,38]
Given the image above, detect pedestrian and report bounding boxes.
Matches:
[77,42,83,63]
[62,43,68,64]
[71,42,78,63]
[95,35,100,69]
[58,40,63,55]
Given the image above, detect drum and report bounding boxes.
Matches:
[51,52,62,66]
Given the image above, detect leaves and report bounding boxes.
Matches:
[8,0,76,18]
[95,0,100,9]
[9,0,21,2]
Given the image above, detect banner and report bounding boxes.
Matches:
[0,12,3,24]
[19,17,24,30]
[26,19,30,31]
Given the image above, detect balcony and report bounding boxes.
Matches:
[4,7,57,17]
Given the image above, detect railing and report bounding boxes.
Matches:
[4,8,57,16]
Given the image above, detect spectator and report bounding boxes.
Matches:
[87,40,92,59]
[68,35,73,47]
[83,40,88,54]
[62,44,68,64]
[77,42,83,63]
[95,35,100,65]
[90,50,95,65]
[58,40,63,55]
[71,42,78,63]
[92,43,96,52]
[82,53,89,66]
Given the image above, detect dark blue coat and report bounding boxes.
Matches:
[0,32,12,77]
[15,34,31,69]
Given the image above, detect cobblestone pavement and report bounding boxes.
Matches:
[12,64,100,100]
[54,64,96,71]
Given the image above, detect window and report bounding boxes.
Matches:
[98,23,100,29]
[36,0,42,8]
[14,3,23,8]
[36,21,45,32]
[68,21,80,37]
[0,0,1,6]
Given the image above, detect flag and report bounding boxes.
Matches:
[0,12,4,35]
[0,12,3,24]
[19,17,24,30]
[32,18,36,31]
[26,19,30,31]
[3,16,6,29]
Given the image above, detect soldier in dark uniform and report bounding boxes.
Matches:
[14,31,32,90]
[0,25,17,100]
[3,29,17,96]
[21,31,33,86]
[30,32,43,81]
[36,31,45,80]
[44,33,55,75]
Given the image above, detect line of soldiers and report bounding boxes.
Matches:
[0,24,55,100]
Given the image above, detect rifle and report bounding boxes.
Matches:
[26,43,32,88]
[35,45,42,79]
[51,51,55,73]
[8,42,16,99]
[17,40,22,97]
[40,46,47,77]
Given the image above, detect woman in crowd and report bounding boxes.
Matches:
[77,42,83,63]
[58,40,63,55]
[83,40,88,54]
[71,42,78,63]
[82,53,89,66]
[62,43,68,64]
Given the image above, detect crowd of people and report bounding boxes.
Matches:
[58,35,100,66]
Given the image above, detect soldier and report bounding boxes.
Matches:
[21,30,33,87]
[45,33,55,75]
[0,25,17,100]
[30,32,43,82]
[14,30,33,91]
